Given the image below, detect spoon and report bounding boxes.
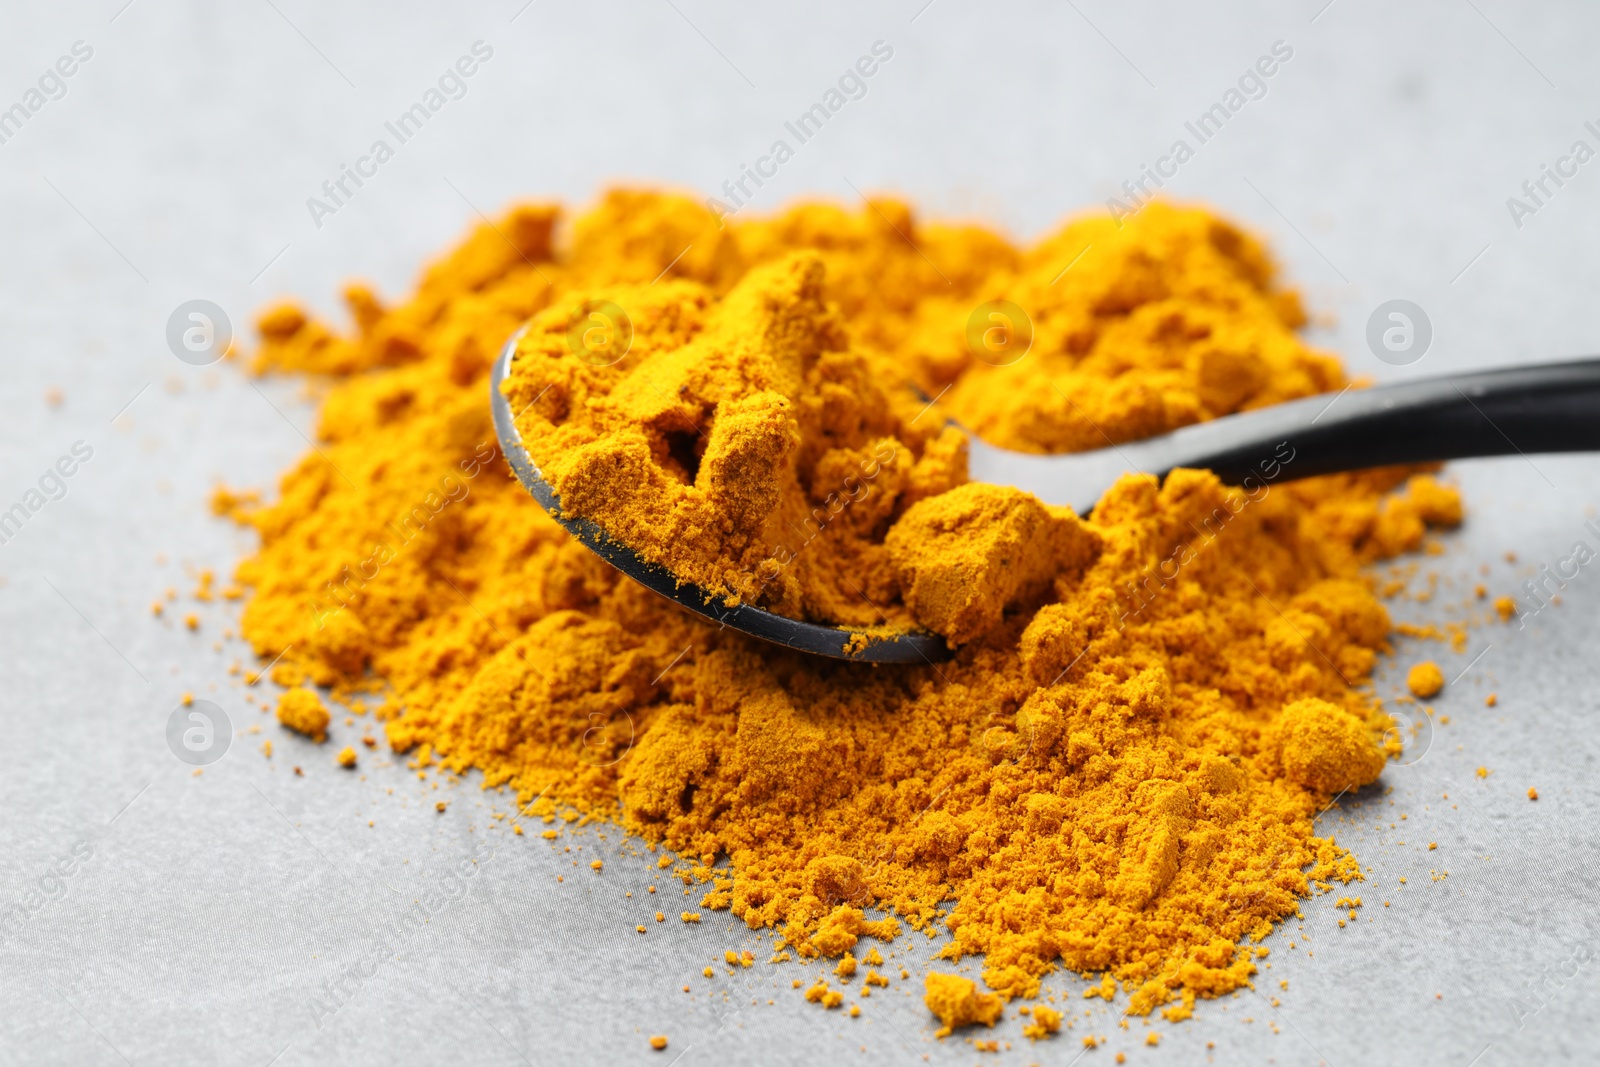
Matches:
[491,337,1600,664]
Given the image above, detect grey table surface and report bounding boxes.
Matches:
[3,2,1599,1064]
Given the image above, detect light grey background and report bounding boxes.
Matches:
[2,1,1598,1064]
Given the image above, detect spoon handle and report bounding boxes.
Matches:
[1179,357,1600,485]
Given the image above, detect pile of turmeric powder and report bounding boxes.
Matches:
[230,190,1461,1027]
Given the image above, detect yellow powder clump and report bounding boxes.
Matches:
[1022,1004,1062,1040]
[794,906,900,959]
[336,745,357,769]
[886,483,1100,643]
[1408,661,1445,699]
[226,189,1461,1027]
[276,688,329,742]
[1404,476,1462,526]
[923,972,1003,1038]
[804,981,844,1009]
[1276,699,1387,794]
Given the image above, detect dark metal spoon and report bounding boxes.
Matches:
[492,336,1600,663]
[490,332,947,664]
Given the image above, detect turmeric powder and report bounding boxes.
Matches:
[1022,1003,1062,1040]
[275,688,328,742]
[228,189,1461,1028]
[923,972,1003,1037]
[1408,660,1445,698]
[501,251,962,625]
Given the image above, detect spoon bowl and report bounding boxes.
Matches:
[489,333,951,664]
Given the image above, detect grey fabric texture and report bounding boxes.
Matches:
[1,2,1597,1064]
